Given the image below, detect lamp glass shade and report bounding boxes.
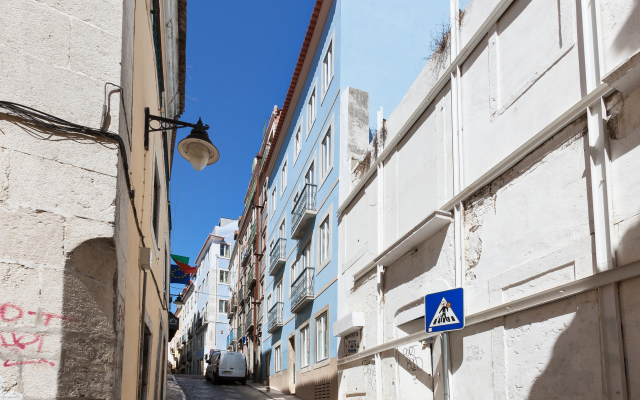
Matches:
[174,297,184,306]
[185,142,209,171]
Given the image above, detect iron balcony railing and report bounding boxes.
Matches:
[291,184,317,238]
[291,267,314,313]
[246,308,254,331]
[269,238,286,276]
[239,285,245,306]
[267,302,283,333]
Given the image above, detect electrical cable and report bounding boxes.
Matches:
[0,101,146,247]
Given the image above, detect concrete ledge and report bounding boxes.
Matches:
[352,210,453,283]
[333,312,365,337]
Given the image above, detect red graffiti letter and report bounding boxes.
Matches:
[0,304,23,322]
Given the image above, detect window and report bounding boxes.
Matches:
[316,312,328,361]
[321,127,332,177]
[305,163,315,185]
[293,191,299,206]
[219,270,229,284]
[281,161,287,194]
[152,162,161,239]
[307,88,316,132]
[319,218,330,264]
[279,220,286,239]
[219,299,228,314]
[275,345,282,372]
[220,244,230,257]
[294,125,302,158]
[275,280,283,304]
[290,261,297,290]
[267,294,272,311]
[271,187,277,215]
[301,243,311,270]
[300,325,310,367]
[322,41,333,95]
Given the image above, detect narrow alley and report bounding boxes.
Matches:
[167,375,302,400]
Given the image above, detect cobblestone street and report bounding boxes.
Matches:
[167,375,271,400]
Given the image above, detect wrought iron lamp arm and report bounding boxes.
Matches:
[144,107,210,150]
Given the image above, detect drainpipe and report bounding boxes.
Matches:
[138,270,148,400]
[375,264,384,400]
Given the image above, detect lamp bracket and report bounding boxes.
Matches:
[144,107,210,150]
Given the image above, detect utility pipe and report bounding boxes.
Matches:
[138,270,148,400]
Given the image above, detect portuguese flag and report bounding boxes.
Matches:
[170,254,197,274]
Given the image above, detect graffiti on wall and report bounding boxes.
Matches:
[0,303,65,367]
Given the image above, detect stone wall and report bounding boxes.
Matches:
[0,0,125,398]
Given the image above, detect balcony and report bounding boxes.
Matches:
[246,308,254,332]
[230,328,237,344]
[267,302,283,333]
[291,184,317,239]
[228,296,236,318]
[269,238,286,276]
[247,263,256,289]
[239,285,245,306]
[291,267,314,313]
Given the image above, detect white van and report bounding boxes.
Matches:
[205,351,247,385]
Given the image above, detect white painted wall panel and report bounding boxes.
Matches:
[461,0,582,186]
[464,118,592,314]
[503,291,603,399]
[609,88,640,267]
[619,276,640,399]
[599,0,640,76]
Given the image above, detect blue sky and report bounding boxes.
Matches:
[169,1,317,265]
[168,1,468,302]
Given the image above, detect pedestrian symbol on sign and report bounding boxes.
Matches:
[424,288,464,333]
[428,297,460,332]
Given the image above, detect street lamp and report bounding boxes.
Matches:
[174,296,184,307]
[177,119,219,171]
[144,107,219,171]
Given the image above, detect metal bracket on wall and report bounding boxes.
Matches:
[144,107,207,150]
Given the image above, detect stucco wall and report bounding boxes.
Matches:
[338,0,640,398]
[0,0,125,398]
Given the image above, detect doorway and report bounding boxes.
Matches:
[287,335,296,394]
[265,351,271,382]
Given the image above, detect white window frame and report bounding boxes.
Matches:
[315,312,328,362]
[271,186,277,216]
[306,84,317,136]
[318,116,334,188]
[319,217,330,265]
[275,344,282,372]
[321,34,334,101]
[290,260,297,296]
[219,270,229,284]
[300,324,310,368]
[279,219,286,239]
[294,124,302,162]
[305,162,315,186]
[281,159,287,196]
[267,293,272,311]
[275,280,283,304]
[219,299,228,314]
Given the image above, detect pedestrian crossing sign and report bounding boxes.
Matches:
[425,288,464,333]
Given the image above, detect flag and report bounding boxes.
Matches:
[170,264,190,284]
[170,254,197,274]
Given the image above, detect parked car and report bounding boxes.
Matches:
[205,351,247,385]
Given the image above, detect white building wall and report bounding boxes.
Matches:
[337,0,640,399]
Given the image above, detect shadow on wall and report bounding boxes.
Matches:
[451,291,604,399]
[57,238,120,399]
[292,367,338,400]
[611,0,640,54]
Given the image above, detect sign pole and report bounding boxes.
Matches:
[442,332,450,400]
